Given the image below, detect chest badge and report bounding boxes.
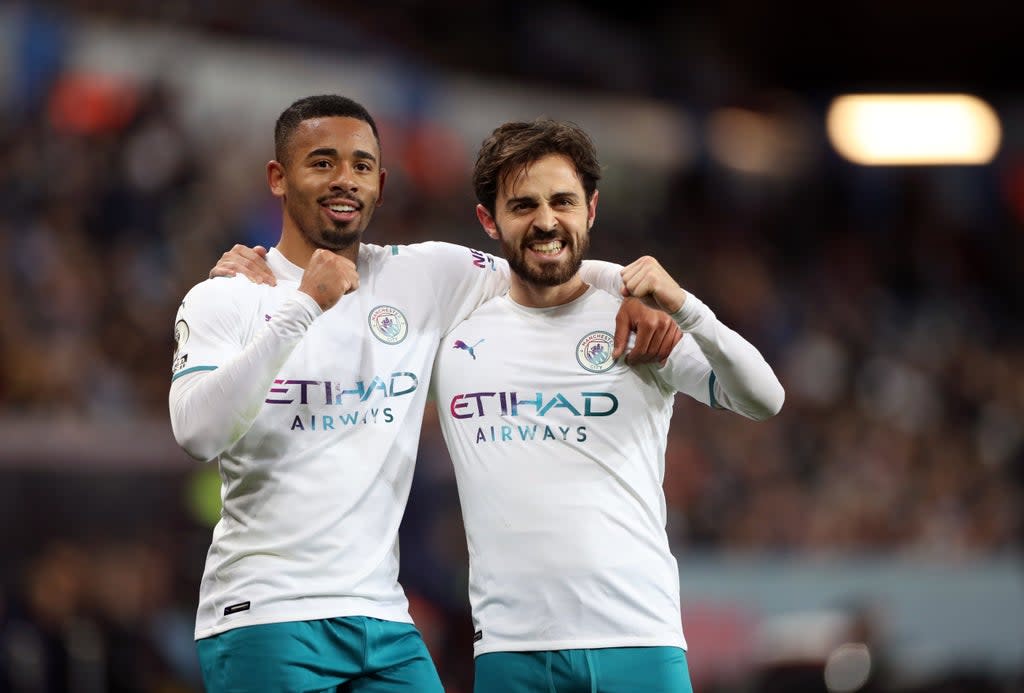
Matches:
[576,331,615,373]
[368,305,408,344]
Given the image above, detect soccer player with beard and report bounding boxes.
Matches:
[169,96,681,693]
[429,119,786,692]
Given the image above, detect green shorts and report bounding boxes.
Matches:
[474,646,692,693]
[196,616,443,693]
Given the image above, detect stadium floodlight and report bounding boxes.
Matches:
[826,93,1001,165]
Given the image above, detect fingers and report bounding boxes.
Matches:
[236,244,276,286]
[620,256,656,298]
[612,305,632,359]
[653,322,683,364]
[210,244,277,285]
[622,300,682,366]
[620,256,684,313]
[300,250,360,310]
[209,259,236,279]
[625,314,657,365]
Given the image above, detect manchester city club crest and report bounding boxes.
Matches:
[576,330,615,373]
[368,305,408,345]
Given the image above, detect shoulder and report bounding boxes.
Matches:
[466,294,508,319]
[182,274,261,300]
[178,275,269,315]
[373,241,506,281]
[442,294,506,332]
[382,241,492,264]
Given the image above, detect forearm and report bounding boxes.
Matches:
[672,293,784,420]
[169,291,321,460]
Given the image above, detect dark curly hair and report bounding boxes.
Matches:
[473,118,601,215]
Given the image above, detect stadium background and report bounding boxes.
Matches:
[0,2,1021,692]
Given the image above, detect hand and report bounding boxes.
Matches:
[612,297,682,366]
[299,249,359,311]
[209,244,277,286]
[620,256,687,314]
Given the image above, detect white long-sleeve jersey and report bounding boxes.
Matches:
[168,243,623,640]
[430,286,784,656]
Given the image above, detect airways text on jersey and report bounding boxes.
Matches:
[448,390,619,447]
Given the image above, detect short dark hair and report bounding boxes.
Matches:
[472,118,601,215]
[274,94,381,163]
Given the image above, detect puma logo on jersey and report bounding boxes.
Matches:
[453,339,485,360]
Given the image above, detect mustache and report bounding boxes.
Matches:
[522,230,570,246]
[317,195,363,209]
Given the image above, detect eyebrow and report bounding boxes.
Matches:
[504,191,579,210]
[504,195,536,210]
[305,147,378,164]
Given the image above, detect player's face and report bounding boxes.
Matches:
[269,116,386,252]
[479,153,596,287]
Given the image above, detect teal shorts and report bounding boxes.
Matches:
[196,616,443,693]
[474,646,692,693]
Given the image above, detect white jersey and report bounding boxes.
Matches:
[168,243,624,640]
[431,286,784,656]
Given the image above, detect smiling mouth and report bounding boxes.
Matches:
[322,201,362,224]
[528,239,565,256]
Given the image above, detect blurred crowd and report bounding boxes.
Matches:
[1,7,1023,692]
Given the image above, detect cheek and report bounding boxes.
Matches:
[492,217,520,240]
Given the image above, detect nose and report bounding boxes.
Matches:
[330,164,358,192]
[533,203,558,232]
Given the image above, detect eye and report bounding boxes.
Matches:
[313,160,332,169]
[355,161,374,172]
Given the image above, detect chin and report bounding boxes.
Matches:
[318,230,361,250]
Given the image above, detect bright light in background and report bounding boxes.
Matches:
[827,94,1001,165]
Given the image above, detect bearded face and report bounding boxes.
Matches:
[486,154,596,288]
[273,116,385,253]
[498,224,589,287]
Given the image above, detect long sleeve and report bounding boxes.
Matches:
[658,292,784,421]
[579,259,624,297]
[169,287,321,461]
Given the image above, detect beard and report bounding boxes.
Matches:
[309,226,361,252]
[500,227,588,287]
[291,195,366,252]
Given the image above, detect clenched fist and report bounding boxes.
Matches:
[300,249,359,311]
[620,256,687,314]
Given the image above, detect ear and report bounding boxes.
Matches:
[268,160,285,198]
[376,168,387,207]
[587,189,599,229]
[476,204,500,241]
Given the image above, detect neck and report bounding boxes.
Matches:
[508,274,588,308]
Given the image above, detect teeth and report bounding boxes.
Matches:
[530,241,563,254]
[328,204,356,212]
